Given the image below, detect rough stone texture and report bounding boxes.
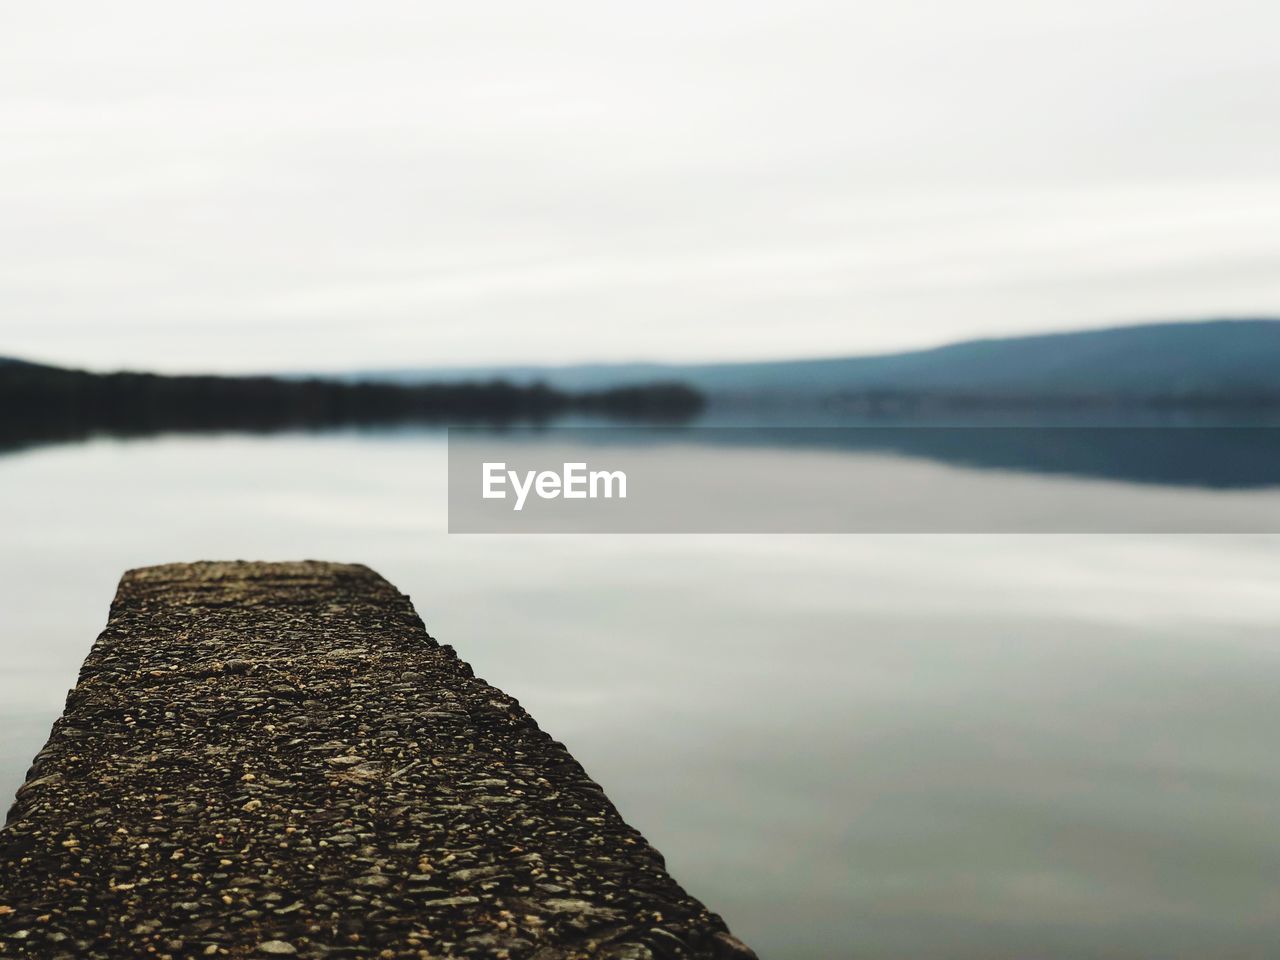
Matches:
[0,561,755,960]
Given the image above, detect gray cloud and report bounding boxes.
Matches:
[2,0,1278,371]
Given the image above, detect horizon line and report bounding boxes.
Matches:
[5,314,1278,379]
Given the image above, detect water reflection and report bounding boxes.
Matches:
[1,431,1278,958]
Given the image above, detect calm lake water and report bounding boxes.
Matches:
[3,430,1280,958]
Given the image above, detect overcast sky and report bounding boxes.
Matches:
[3,1,1279,373]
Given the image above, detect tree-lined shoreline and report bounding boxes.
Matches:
[0,357,705,453]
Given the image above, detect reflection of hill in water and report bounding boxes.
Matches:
[515,420,1280,491]
[735,425,1280,490]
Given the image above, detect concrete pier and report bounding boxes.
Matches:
[0,562,754,960]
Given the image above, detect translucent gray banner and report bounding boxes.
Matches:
[448,427,1280,533]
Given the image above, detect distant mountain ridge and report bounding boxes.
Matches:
[334,319,1280,399]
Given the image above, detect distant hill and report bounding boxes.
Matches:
[337,319,1280,402]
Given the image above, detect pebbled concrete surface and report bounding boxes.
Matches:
[0,561,755,960]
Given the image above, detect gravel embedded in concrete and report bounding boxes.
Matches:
[0,561,755,960]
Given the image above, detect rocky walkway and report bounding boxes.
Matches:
[0,561,755,960]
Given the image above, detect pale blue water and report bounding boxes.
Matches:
[2,430,1279,958]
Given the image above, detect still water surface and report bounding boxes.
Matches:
[2,430,1279,959]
